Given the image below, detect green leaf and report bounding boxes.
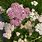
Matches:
[1,12,10,23]
[0,31,3,42]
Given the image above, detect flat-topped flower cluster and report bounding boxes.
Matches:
[6,3,30,26]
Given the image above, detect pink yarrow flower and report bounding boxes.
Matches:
[10,18,21,26]
[6,3,31,26]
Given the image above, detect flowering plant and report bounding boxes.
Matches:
[0,0,42,42]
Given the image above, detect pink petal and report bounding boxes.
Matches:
[10,19,21,26]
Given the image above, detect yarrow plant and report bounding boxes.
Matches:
[0,0,42,42]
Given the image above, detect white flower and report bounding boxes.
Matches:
[3,33,11,39]
[35,23,42,35]
[3,23,15,39]
[24,38,28,42]
[35,29,39,32]
[18,38,28,42]
[31,1,38,6]
[33,1,38,6]
[18,38,22,42]
[29,11,39,21]
[16,32,20,36]
[32,9,35,12]
[0,6,5,14]
[24,21,32,29]
[38,15,42,22]
[4,23,15,32]
[6,8,12,13]
[21,40,24,42]
[5,29,11,34]
[20,21,32,29]
[0,21,5,30]
[19,4,23,9]
[10,25,15,31]
[20,21,32,36]
[30,12,35,16]
[31,2,34,5]
[4,23,12,32]
[13,40,17,42]
[18,38,24,42]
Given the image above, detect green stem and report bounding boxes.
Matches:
[31,36,42,42]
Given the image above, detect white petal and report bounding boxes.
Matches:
[13,41,17,42]
[3,33,11,39]
[34,3,38,6]
[3,33,7,38]
[18,38,22,42]
[30,12,34,16]
[24,38,28,42]
[0,28,3,30]
[33,1,38,6]
[0,21,5,30]
[6,8,12,13]
[10,25,15,31]
[21,40,24,42]
[31,2,34,5]
[32,9,35,12]
[20,4,23,8]
[38,15,42,22]
[35,29,39,32]
[16,32,20,36]
[39,31,42,35]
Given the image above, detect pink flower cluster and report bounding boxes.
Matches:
[7,3,31,26]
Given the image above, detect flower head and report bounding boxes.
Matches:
[7,3,31,26]
[0,6,5,14]
[0,21,5,30]
[29,9,39,21]
[3,33,11,39]
[3,23,15,39]
[16,32,20,36]
[38,15,42,22]
[31,1,38,6]
[35,23,42,35]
